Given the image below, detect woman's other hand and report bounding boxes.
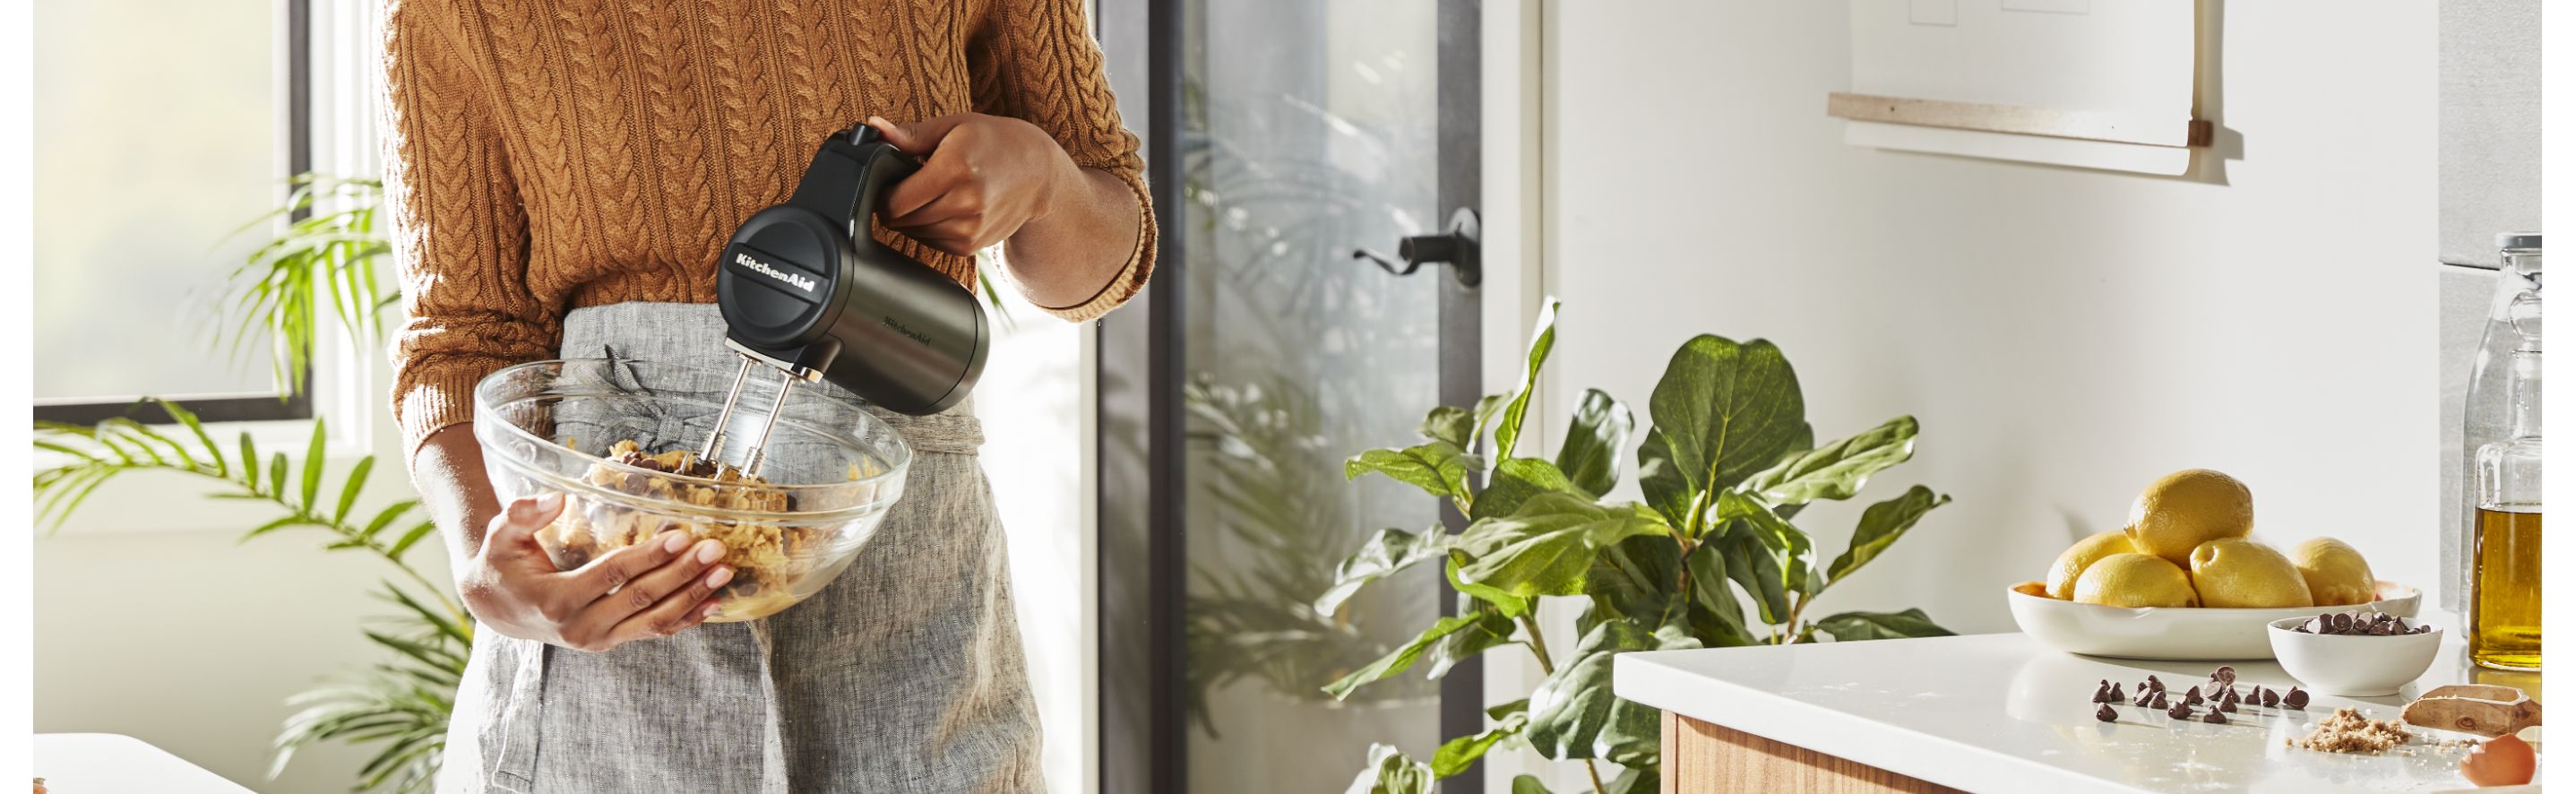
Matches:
[459,494,733,652]
[869,113,1080,256]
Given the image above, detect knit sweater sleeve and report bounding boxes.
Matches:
[382,1,556,464]
[970,0,1157,323]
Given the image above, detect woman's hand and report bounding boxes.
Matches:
[868,114,1081,256]
[459,494,734,652]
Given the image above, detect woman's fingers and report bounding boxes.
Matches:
[582,538,726,625]
[564,529,694,597]
[601,565,733,645]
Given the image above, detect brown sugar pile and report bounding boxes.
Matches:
[2289,707,2414,754]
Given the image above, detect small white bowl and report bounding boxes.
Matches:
[2007,581,2421,660]
[2266,614,2443,696]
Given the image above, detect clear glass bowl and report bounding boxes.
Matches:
[474,358,910,622]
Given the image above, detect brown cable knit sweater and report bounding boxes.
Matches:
[383,0,1155,459]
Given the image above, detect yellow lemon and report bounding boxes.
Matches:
[2046,531,2138,600]
[2124,469,2255,566]
[2289,537,2377,606]
[2188,538,2313,608]
[2073,553,2199,608]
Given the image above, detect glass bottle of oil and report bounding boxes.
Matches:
[2470,286,2541,670]
[2458,235,2541,610]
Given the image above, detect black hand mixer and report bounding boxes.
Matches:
[701,125,991,473]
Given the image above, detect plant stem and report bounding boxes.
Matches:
[1582,760,1608,794]
[1516,614,1556,675]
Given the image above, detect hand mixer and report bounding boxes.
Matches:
[699,124,991,474]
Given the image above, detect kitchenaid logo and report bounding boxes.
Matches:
[882,315,932,345]
[733,252,815,294]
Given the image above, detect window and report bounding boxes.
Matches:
[32,0,312,425]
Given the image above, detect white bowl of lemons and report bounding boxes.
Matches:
[2005,469,2421,660]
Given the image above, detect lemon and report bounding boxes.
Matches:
[2046,531,2138,600]
[2124,469,2254,565]
[2073,553,2199,608]
[2288,537,2376,606]
[2188,538,2313,608]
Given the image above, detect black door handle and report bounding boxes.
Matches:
[1352,208,1480,288]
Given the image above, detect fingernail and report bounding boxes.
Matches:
[866,116,889,127]
[534,492,564,512]
[703,602,723,617]
[706,567,734,588]
[695,540,725,564]
[661,531,688,553]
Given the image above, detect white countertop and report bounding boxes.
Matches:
[34,733,255,793]
[1614,633,2543,793]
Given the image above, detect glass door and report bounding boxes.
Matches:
[1097,0,1483,791]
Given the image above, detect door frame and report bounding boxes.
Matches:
[1090,2,1546,792]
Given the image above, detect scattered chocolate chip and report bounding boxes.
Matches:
[2106,683,2125,703]
[2184,687,2203,705]
[2283,688,2309,710]
[2091,681,2113,703]
[2212,666,2237,686]
[2262,687,2280,707]
[2145,675,2165,692]
[2096,704,2118,723]
[2219,700,2237,713]
[2222,688,2241,705]
[2151,692,2169,710]
[2202,709,2227,724]
[2167,703,2194,720]
[2134,689,2156,707]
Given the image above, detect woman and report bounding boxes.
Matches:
[383,0,1154,790]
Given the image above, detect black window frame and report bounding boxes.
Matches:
[32,0,314,427]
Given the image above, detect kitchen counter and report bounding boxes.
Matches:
[1613,632,2543,793]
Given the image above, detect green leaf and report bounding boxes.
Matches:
[1824,486,1950,585]
[159,399,228,477]
[1420,405,1475,450]
[1523,618,1675,766]
[1431,711,1528,778]
[1606,766,1657,794]
[1492,298,1560,460]
[1588,533,1685,625]
[1555,389,1633,497]
[239,432,262,493]
[270,453,290,506]
[333,455,375,525]
[1815,608,1955,641]
[1683,542,1758,647]
[1511,775,1555,794]
[1740,416,1919,506]
[387,521,440,559]
[300,417,328,511]
[1486,698,1529,721]
[1715,528,1789,625]
[1647,335,1806,496]
[244,515,309,541]
[1714,490,1817,595]
[1425,600,1519,679]
[1634,430,1696,526]
[1452,494,1668,600]
[1446,557,1532,618]
[1470,458,1584,522]
[1345,441,1472,502]
[360,502,416,540]
[1343,743,1434,794]
[1315,526,1450,616]
[1322,613,1511,701]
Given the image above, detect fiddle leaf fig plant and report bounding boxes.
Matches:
[1326,299,1956,794]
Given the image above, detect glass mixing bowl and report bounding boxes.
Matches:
[474,358,909,622]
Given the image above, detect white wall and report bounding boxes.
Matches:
[1540,1,2438,638]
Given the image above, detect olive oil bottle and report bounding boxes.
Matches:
[2470,288,2542,670]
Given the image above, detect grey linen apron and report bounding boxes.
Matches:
[438,302,1043,793]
